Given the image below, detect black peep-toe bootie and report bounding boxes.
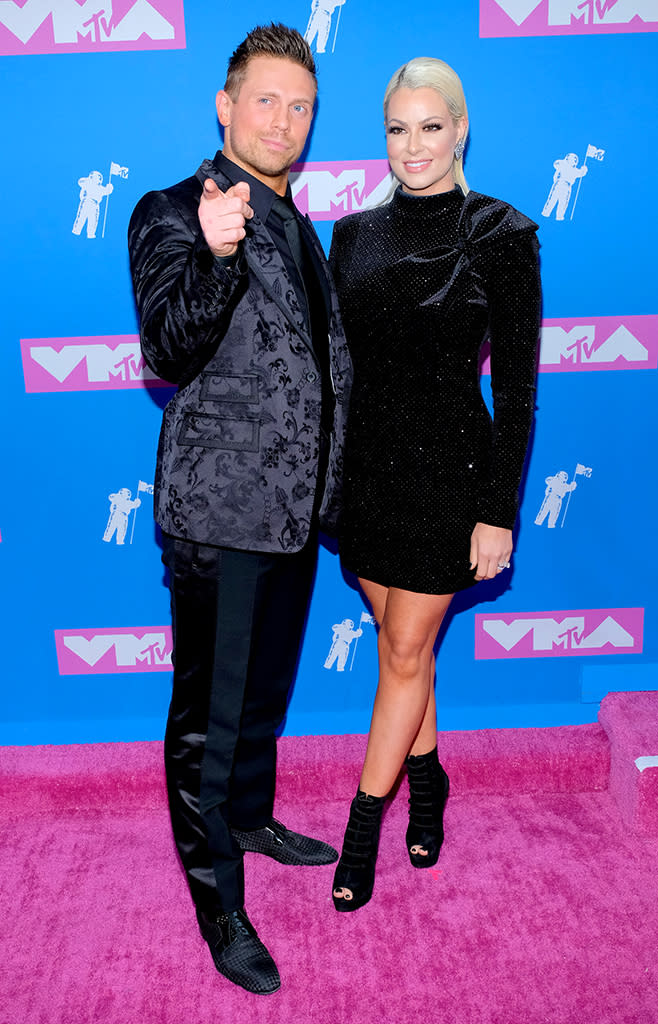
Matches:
[405,747,449,868]
[332,790,386,912]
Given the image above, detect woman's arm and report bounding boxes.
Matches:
[470,230,542,579]
[477,232,542,529]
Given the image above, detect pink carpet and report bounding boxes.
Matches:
[1,692,657,1024]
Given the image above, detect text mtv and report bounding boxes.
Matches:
[291,160,393,220]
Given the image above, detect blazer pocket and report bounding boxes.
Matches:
[199,372,259,404]
[178,411,260,452]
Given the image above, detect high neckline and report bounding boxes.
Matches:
[391,184,464,216]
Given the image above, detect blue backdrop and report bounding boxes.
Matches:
[1,0,656,744]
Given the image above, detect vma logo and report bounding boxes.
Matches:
[475,608,644,660]
[0,0,186,56]
[291,160,394,221]
[480,0,658,36]
[21,335,170,392]
[481,315,658,375]
[55,627,173,674]
[538,315,658,372]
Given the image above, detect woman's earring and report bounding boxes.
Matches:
[454,138,465,160]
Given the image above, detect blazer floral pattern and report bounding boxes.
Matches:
[128,153,352,553]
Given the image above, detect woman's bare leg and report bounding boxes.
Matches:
[333,580,452,903]
[357,582,452,798]
[409,658,438,756]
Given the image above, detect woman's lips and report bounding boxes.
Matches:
[404,160,432,172]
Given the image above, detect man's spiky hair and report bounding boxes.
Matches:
[224,23,317,99]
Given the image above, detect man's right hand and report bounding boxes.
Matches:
[198,179,253,258]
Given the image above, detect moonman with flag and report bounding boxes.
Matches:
[535,470,576,528]
[304,0,345,53]
[541,152,588,221]
[102,487,141,545]
[72,170,113,238]
[324,617,363,671]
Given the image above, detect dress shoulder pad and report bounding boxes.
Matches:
[459,191,539,253]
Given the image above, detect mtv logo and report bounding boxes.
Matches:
[480,0,658,36]
[21,335,170,392]
[475,608,644,660]
[547,0,658,26]
[537,315,658,373]
[0,0,186,56]
[291,160,394,221]
[55,627,173,674]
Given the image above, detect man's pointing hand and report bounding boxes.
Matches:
[198,179,253,258]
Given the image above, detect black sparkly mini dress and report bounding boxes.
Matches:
[329,186,542,595]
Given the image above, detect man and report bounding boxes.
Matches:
[128,24,351,995]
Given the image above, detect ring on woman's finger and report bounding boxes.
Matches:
[497,561,511,570]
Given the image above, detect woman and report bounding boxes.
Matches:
[328,57,542,911]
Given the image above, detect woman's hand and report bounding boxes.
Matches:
[469,522,513,581]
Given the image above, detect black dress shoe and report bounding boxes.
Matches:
[231,818,338,866]
[196,907,280,995]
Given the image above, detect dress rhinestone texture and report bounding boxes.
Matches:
[329,186,542,595]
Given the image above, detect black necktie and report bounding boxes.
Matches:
[272,198,332,447]
[271,196,305,280]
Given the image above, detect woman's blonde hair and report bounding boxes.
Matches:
[384,57,469,194]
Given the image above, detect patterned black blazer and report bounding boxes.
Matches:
[128,154,352,553]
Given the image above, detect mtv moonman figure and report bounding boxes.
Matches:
[72,170,113,238]
[542,153,588,221]
[304,0,345,53]
[324,618,363,671]
[102,487,141,545]
[535,470,577,528]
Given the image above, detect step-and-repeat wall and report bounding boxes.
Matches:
[1,1,656,743]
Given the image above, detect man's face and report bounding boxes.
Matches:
[216,55,316,192]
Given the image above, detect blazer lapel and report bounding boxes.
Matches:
[243,220,314,351]
[194,161,315,353]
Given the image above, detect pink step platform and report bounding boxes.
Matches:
[599,690,658,836]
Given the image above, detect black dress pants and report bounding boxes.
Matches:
[161,534,318,912]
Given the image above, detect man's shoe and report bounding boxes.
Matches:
[231,818,338,866]
[196,907,280,995]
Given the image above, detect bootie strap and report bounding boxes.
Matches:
[332,789,386,912]
[405,747,449,868]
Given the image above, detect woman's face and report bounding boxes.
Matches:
[385,87,466,196]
